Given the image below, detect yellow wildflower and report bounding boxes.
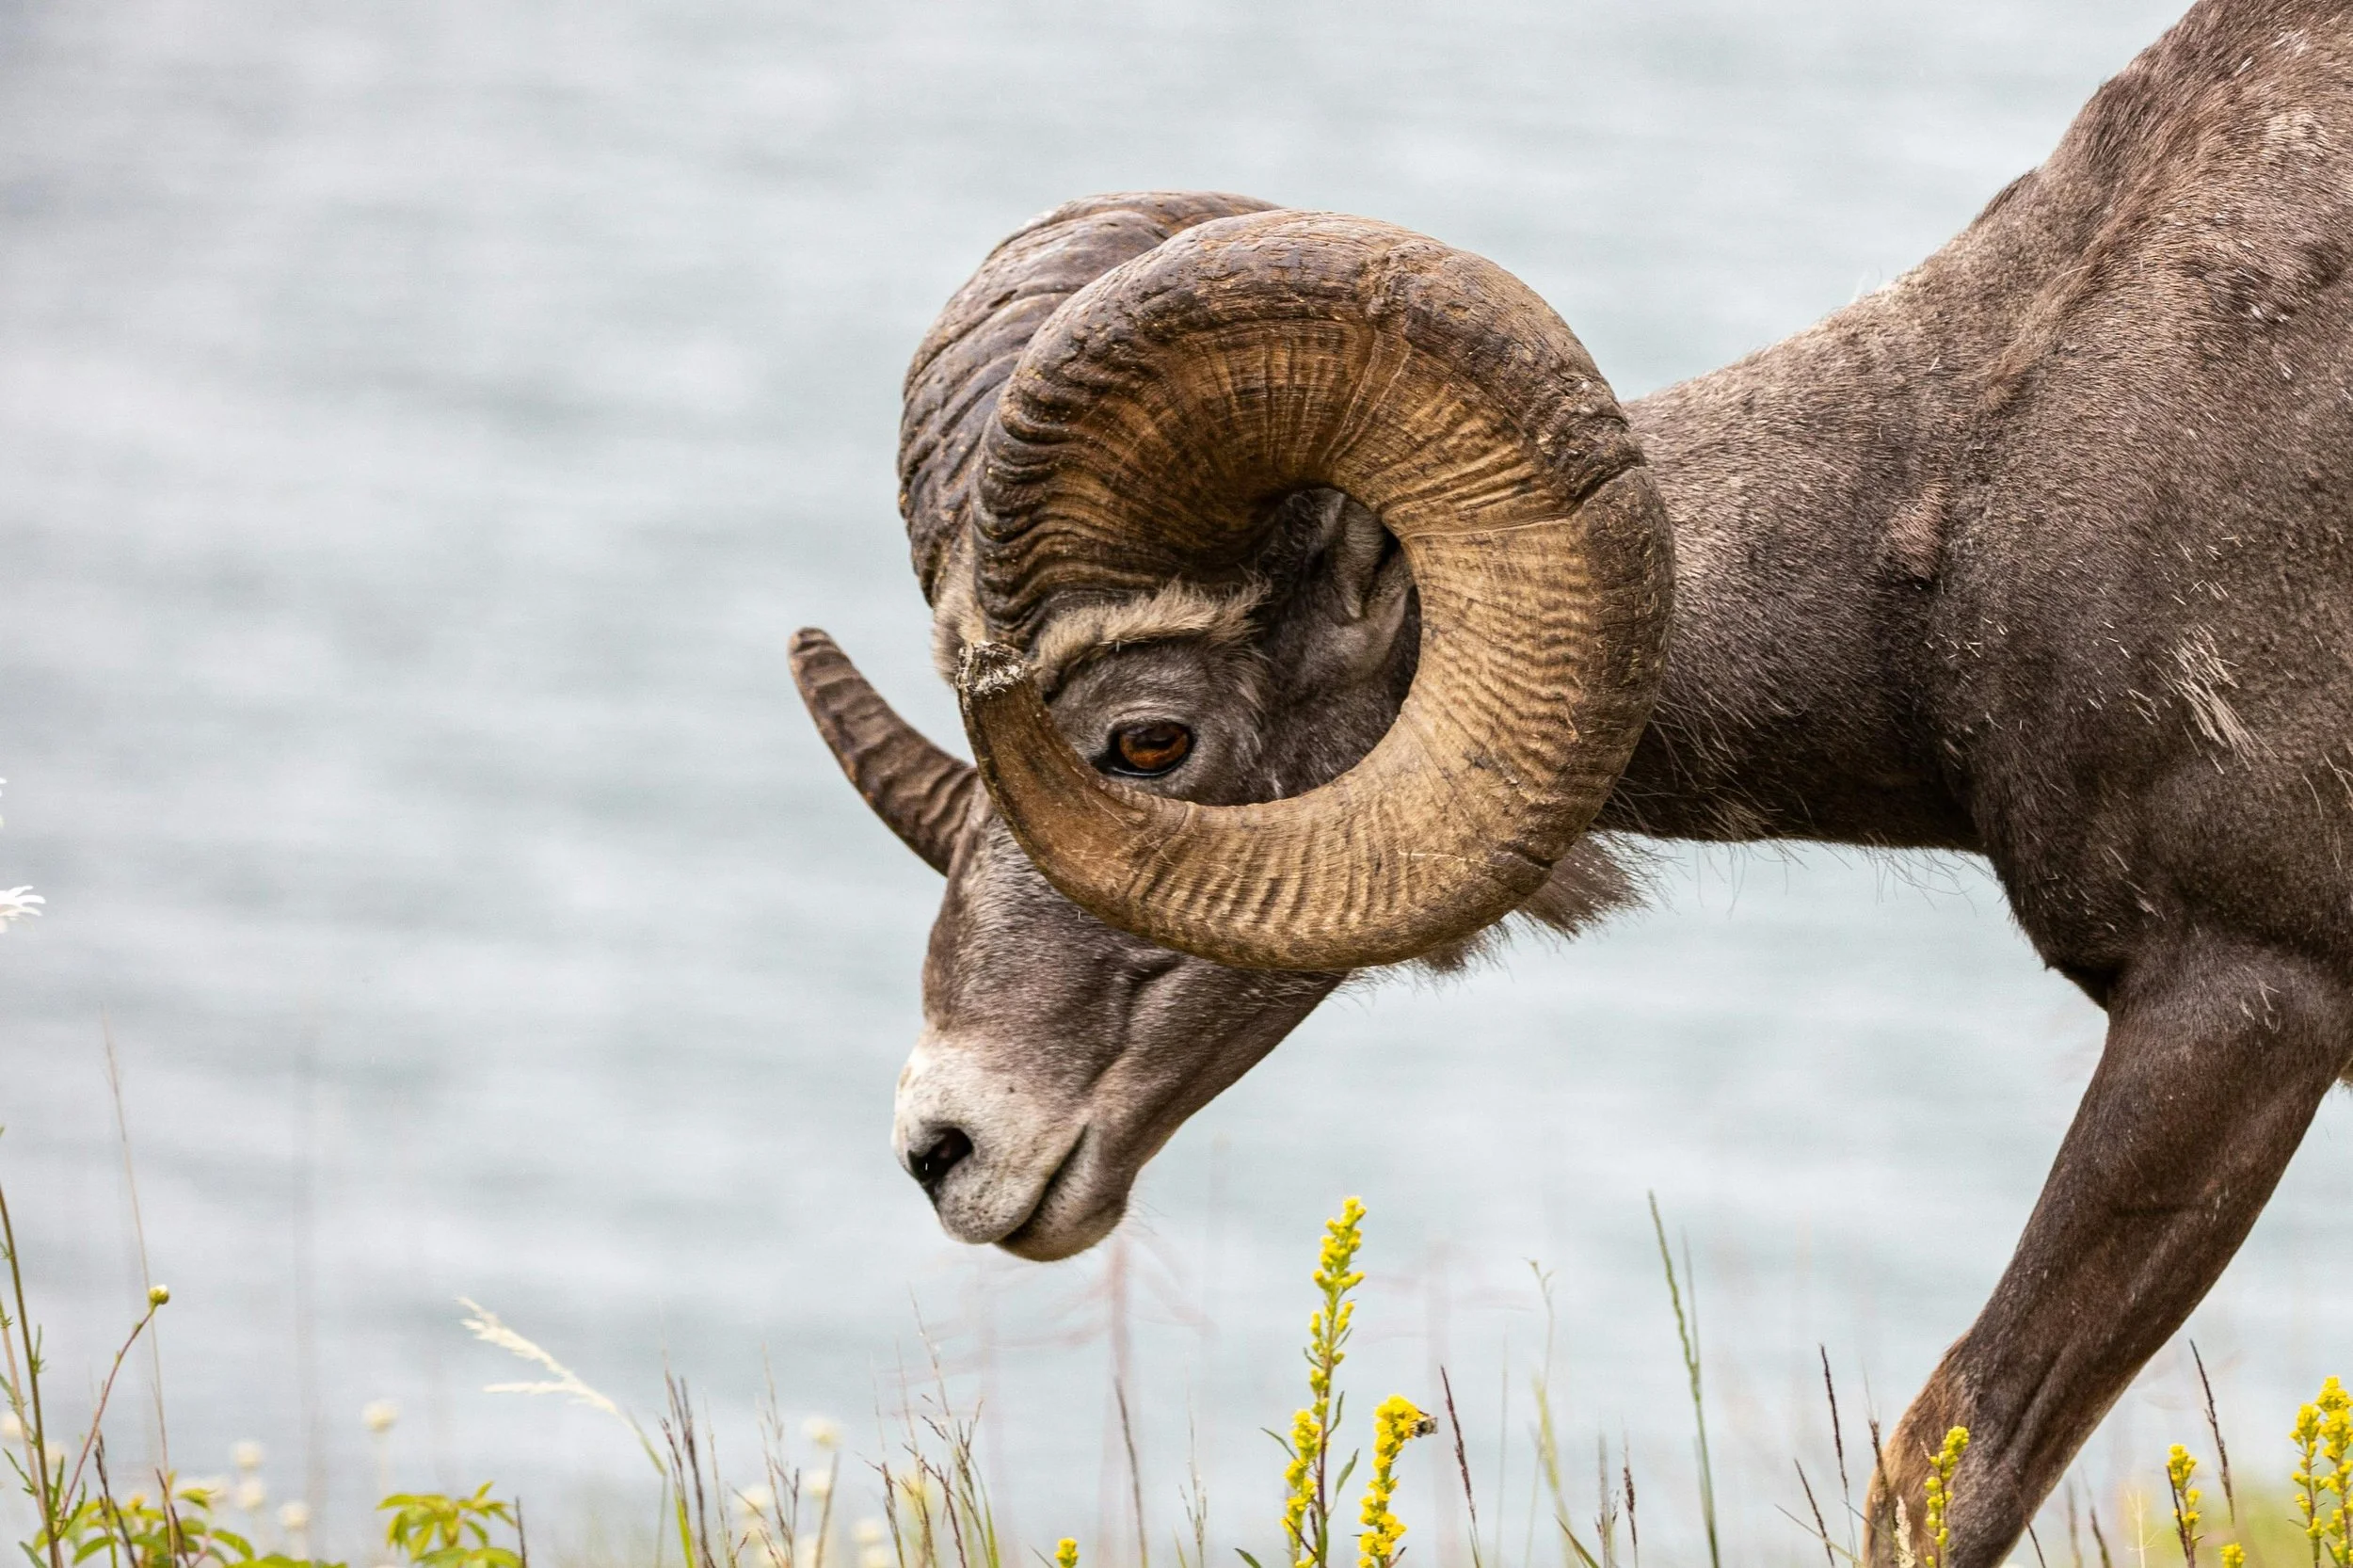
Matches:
[1356,1397,1433,1568]
[1282,1406,1318,1560]
[2296,1382,2353,1556]
[2165,1445,2201,1564]
[2325,1377,2353,1560]
[1921,1426,1968,1568]
[1055,1539,1079,1568]
[1283,1198,1369,1568]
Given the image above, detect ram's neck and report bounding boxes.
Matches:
[1597,203,2052,851]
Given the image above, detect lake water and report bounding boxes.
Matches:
[5,0,2344,1560]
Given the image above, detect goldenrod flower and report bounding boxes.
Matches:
[1283,1198,1368,1568]
[2165,1445,2201,1563]
[1281,1406,1318,1560]
[1921,1426,1968,1567]
[2296,1380,2352,1555]
[1356,1397,1433,1568]
[2220,1545,2246,1568]
[2324,1376,2353,1558]
[1055,1538,1080,1568]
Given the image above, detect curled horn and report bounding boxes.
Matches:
[792,193,1283,872]
[791,629,977,874]
[957,210,1674,970]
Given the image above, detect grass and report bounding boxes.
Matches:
[3,1148,2345,1568]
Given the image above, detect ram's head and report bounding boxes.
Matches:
[792,193,1672,1259]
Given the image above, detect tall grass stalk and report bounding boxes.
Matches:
[1788,1462,1836,1568]
[458,1296,677,1563]
[1523,1269,1599,1568]
[1592,1440,1620,1568]
[1646,1196,1717,1568]
[1176,1415,1209,1568]
[103,1016,170,1480]
[2191,1346,2238,1532]
[1820,1349,1855,1561]
[1116,1381,1148,1568]
[0,1140,64,1568]
[1437,1371,1481,1568]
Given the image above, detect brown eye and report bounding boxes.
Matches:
[1106,721,1193,776]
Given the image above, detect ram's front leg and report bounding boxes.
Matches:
[1865,934,2351,1567]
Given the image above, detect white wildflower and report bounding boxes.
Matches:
[362,1400,398,1434]
[802,1415,842,1449]
[852,1519,887,1546]
[0,1412,22,1443]
[734,1484,775,1517]
[804,1467,834,1498]
[0,888,42,930]
[235,1478,267,1512]
[232,1440,264,1472]
[279,1500,311,1531]
[859,1547,893,1568]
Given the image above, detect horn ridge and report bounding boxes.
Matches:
[897,192,1284,603]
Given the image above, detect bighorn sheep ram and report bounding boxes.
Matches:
[789,1,2353,1560]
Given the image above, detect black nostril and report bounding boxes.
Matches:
[908,1127,974,1193]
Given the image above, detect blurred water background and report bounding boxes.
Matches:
[6,0,2345,1560]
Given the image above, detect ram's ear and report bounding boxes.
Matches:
[1276,490,1417,695]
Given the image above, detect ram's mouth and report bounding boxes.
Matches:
[997,1129,1125,1261]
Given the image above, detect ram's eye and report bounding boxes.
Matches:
[1105,721,1193,776]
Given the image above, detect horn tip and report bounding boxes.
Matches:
[957,640,1032,699]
